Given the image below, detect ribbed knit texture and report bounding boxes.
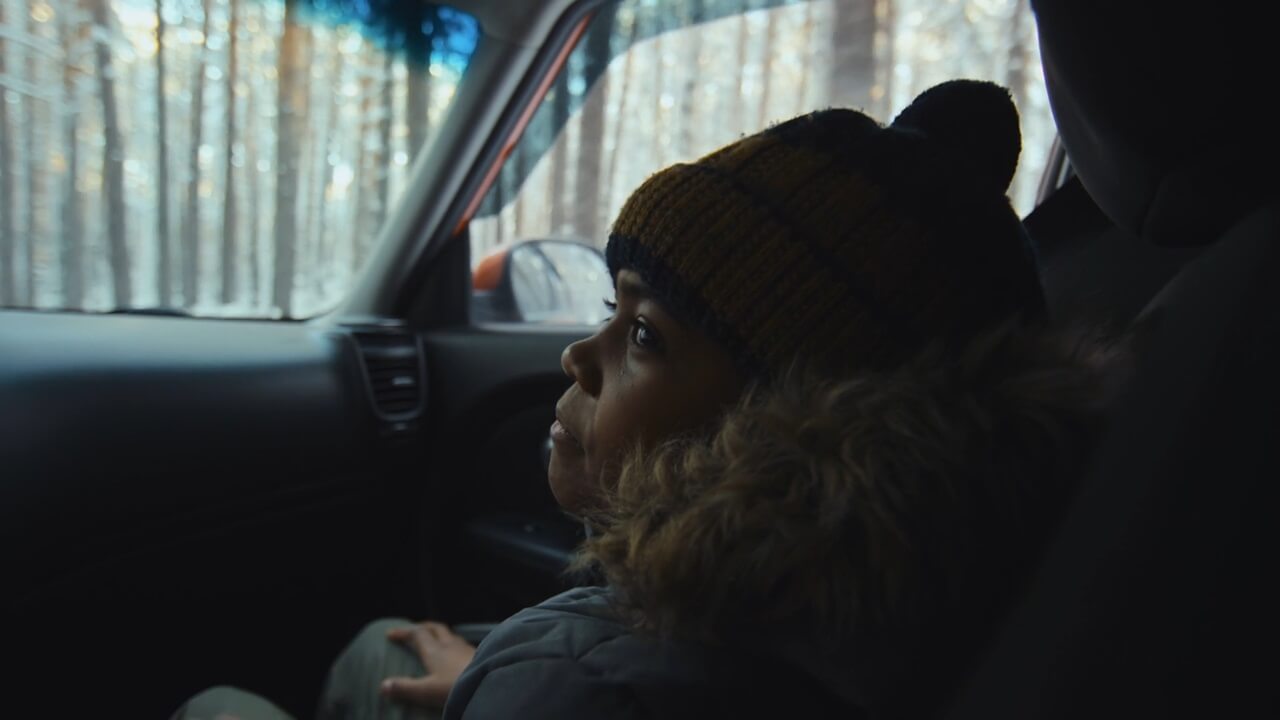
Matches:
[606,80,1045,377]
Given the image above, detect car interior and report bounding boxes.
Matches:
[1,0,1275,717]
[947,2,1278,716]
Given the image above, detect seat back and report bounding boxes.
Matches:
[1026,177,1199,329]
[944,1,1280,716]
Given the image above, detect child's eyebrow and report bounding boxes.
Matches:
[616,275,661,304]
[617,275,685,324]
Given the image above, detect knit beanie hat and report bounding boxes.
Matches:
[605,80,1045,377]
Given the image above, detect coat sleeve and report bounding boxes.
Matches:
[445,654,648,720]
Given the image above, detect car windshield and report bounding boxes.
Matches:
[0,0,479,318]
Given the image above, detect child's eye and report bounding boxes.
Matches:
[629,317,663,351]
[601,299,617,325]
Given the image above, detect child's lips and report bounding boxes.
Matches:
[551,418,583,450]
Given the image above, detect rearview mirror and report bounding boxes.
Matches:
[472,240,612,324]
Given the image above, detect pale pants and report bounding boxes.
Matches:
[173,618,443,720]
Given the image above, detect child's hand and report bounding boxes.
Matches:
[380,621,478,709]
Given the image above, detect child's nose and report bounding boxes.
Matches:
[561,337,602,397]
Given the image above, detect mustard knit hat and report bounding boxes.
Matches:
[605,80,1045,376]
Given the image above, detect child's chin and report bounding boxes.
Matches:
[548,459,594,516]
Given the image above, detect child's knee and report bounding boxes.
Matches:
[337,617,413,668]
[357,617,414,642]
[175,685,294,720]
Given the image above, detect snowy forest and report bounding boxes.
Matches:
[0,0,1049,319]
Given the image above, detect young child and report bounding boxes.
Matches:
[177,80,1115,720]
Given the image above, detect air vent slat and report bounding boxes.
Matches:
[352,330,424,419]
[370,371,417,381]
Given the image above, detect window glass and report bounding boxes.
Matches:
[469,0,1052,325]
[0,0,479,317]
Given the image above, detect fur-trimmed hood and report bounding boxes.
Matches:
[576,322,1122,718]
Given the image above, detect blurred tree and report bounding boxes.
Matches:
[59,5,85,308]
[309,48,344,296]
[1005,0,1031,119]
[90,0,132,307]
[155,0,173,306]
[829,0,877,111]
[678,0,705,157]
[0,1,13,306]
[406,8,436,157]
[874,0,894,119]
[245,42,261,309]
[547,69,571,235]
[757,1,779,129]
[295,46,319,285]
[794,0,816,115]
[605,9,640,209]
[272,1,308,316]
[645,18,662,171]
[183,0,212,308]
[570,1,619,244]
[490,145,505,245]
[372,53,394,234]
[21,7,40,306]
[511,132,527,237]
[350,49,375,266]
[729,2,750,137]
[220,0,240,304]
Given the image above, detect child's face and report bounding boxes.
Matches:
[550,269,747,515]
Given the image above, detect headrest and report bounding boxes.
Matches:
[1031,1,1277,246]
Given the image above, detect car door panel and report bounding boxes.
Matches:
[419,326,591,621]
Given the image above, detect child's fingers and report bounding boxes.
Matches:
[390,624,449,667]
[384,626,414,642]
[380,675,451,709]
[386,622,447,644]
[419,621,451,640]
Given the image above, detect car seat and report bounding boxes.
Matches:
[944,1,1280,717]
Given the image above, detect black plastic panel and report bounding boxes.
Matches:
[0,312,379,582]
[0,310,413,716]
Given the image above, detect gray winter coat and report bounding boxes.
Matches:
[444,324,1111,719]
[443,586,853,719]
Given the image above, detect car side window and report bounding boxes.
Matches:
[467,0,1052,326]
